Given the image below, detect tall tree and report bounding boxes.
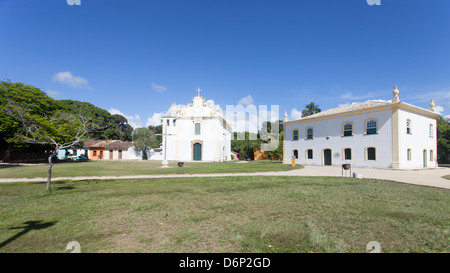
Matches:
[148,125,163,146]
[231,132,261,160]
[258,120,284,159]
[0,80,60,161]
[0,81,95,190]
[58,100,133,141]
[133,127,157,160]
[437,116,450,163]
[301,102,321,117]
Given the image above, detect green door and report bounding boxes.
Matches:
[324,149,332,165]
[193,143,202,161]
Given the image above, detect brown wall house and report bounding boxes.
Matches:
[90,147,105,160]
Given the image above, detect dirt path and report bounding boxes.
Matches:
[0,166,449,189]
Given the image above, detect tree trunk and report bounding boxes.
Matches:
[46,152,56,191]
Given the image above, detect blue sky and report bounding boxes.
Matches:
[1,0,449,128]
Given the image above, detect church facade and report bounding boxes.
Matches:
[161,94,232,162]
[283,86,440,169]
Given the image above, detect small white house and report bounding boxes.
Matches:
[283,86,440,169]
[160,93,232,162]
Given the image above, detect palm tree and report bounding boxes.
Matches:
[301,102,321,117]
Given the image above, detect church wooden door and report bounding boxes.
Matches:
[193,143,202,161]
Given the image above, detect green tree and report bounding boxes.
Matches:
[1,81,95,190]
[148,124,163,146]
[58,100,133,141]
[231,132,261,160]
[133,127,157,160]
[301,102,321,117]
[258,120,284,159]
[0,80,61,161]
[437,116,450,163]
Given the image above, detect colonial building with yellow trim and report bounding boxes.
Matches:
[283,86,439,169]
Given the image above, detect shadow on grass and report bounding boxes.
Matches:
[0,221,57,249]
[0,163,24,169]
[55,186,76,191]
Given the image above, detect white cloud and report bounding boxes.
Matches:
[146,112,164,127]
[445,115,450,120]
[46,89,61,99]
[238,95,254,105]
[339,91,379,101]
[368,99,390,103]
[434,105,444,115]
[152,82,167,93]
[108,108,143,129]
[53,71,90,89]
[404,90,450,106]
[338,102,350,107]
[290,108,303,121]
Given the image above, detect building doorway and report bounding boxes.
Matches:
[323,149,332,166]
[193,143,202,161]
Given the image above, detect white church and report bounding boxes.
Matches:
[159,89,232,162]
[283,86,440,169]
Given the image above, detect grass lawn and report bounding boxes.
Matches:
[0,176,448,253]
[0,160,301,179]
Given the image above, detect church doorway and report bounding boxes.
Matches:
[193,143,202,161]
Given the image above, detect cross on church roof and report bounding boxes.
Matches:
[196,87,202,97]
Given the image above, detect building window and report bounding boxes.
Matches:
[429,124,434,138]
[72,150,77,156]
[306,128,314,139]
[166,119,170,126]
[195,123,201,135]
[407,149,412,161]
[406,119,412,134]
[173,119,176,126]
[93,151,97,156]
[367,147,376,160]
[343,123,353,137]
[293,149,298,159]
[430,150,433,162]
[307,149,313,159]
[292,130,299,141]
[344,148,352,160]
[366,120,377,135]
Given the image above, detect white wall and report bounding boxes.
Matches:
[284,109,393,168]
[103,147,144,160]
[397,109,437,169]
